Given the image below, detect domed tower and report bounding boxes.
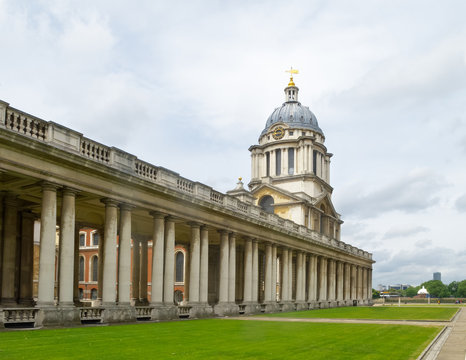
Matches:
[248,71,342,239]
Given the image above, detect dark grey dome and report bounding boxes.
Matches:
[261,101,323,136]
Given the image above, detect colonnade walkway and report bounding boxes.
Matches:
[226,307,466,360]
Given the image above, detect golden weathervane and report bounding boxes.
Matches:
[285,67,299,86]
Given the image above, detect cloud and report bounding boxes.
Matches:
[455,194,466,213]
[339,168,445,218]
[383,225,429,240]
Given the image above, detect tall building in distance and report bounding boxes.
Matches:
[433,272,442,281]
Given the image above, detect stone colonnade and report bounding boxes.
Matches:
[0,184,372,325]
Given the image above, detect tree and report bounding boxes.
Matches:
[421,280,450,298]
[448,281,459,297]
[457,280,466,298]
[405,286,421,297]
[372,289,380,299]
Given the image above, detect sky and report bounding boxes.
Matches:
[1,0,465,288]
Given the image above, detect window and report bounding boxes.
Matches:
[79,288,83,300]
[79,233,86,247]
[79,256,84,282]
[288,148,294,175]
[91,256,98,282]
[91,232,99,246]
[175,251,185,283]
[91,288,97,300]
[174,290,183,305]
[259,195,274,214]
[266,152,270,177]
[275,149,281,176]
[313,150,318,175]
[289,131,294,136]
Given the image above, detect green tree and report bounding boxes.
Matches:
[457,280,466,297]
[372,289,380,299]
[421,280,450,298]
[405,286,421,297]
[448,281,459,297]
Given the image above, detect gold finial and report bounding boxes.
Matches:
[285,67,299,86]
[238,177,243,181]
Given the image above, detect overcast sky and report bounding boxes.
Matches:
[1,0,465,288]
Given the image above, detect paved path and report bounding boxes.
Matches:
[226,316,447,327]
[435,307,466,360]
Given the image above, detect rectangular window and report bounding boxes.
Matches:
[79,233,85,247]
[266,152,270,177]
[92,232,99,246]
[313,150,317,175]
[288,148,294,175]
[275,149,281,176]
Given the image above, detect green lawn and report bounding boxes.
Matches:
[0,319,440,360]
[260,306,457,320]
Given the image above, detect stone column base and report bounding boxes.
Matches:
[101,305,136,323]
[214,302,241,316]
[151,304,178,320]
[294,301,308,311]
[262,302,280,313]
[278,302,295,312]
[36,306,81,327]
[188,303,214,318]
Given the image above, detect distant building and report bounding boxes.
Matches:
[433,272,441,281]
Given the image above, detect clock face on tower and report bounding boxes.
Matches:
[272,126,285,140]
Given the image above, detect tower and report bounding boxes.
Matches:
[248,71,342,239]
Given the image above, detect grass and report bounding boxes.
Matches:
[259,306,458,320]
[0,319,440,360]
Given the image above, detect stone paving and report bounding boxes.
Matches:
[227,308,466,359]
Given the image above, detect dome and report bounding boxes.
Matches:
[261,101,323,136]
[417,286,429,295]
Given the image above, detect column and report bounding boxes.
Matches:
[199,226,209,304]
[350,264,357,300]
[163,217,175,304]
[264,242,272,303]
[1,195,18,304]
[150,212,165,305]
[218,230,229,303]
[357,266,363,301]
[101,199,118,304]
[344,263,350,300]
[59,188,77,306]
[228,233,236,303]
[271,244,277,302]
[132,238,140,302]
[288,250,293,301]
[243,238,252,302]
[336,261,344,302]
[296,252,303,301]
[73,224,80,304]
[37,183,58,306]
[318,257,327,301]
[327,259,336,301]
[188,223,201,303]
[368,268,373,300]
[282,248,289,301]
[140,239,148,302]
[252,240,259,303]
[118,204,132,305]
[270,150,276,176]
[19,211,35,305]
[307,254,317,302]
[362,267,368,302]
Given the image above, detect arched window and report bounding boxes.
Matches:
[79,256,85,282]
[91,255,98,282]
[91,288,98,300]
[259,195,274,214]
[175,251,184,283]
[79,233,86,247]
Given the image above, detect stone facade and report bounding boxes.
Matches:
[0,84,373,328]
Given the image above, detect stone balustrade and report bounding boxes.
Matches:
[80,307,104,322]
[135,306,153,320]
[177,305,191,318]
[3,308,38,324]
[0,103,372,261]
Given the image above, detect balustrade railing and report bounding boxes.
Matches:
[81,138,110,164]
[178,305,191,318]
[80,307,104,322]
[177,178,194,193]
[135,160,157,181]
[135,306,153,320]
[3,308,38,324]
[210,190,224,204]
[5,110,47,140]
